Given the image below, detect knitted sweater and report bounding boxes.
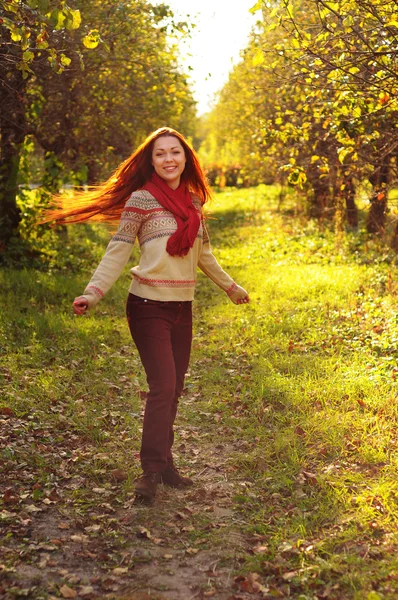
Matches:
[82,190,237,308]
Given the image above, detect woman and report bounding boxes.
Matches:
[50,127,249,502]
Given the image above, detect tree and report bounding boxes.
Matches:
[254,0,398,229]
[199,0,397,233]
[0,0,84,247]
[0,0,197,252]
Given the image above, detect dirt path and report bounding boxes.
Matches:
[0,408,268,600]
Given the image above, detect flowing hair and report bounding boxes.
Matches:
[42,127,212,224]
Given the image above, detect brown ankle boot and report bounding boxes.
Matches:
[161,465,193,488]
[135,472,161,500]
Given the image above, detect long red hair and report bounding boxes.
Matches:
[42,127,212,224]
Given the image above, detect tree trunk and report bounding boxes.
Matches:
[0,142,23,249]
[345,176,358,228]
[307,171,332,219]
[366,159,389,234]
[306,138,334,219]
[0,41,27,249]
[390,222,398,253]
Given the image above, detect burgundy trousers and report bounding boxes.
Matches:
[126,293,192,473]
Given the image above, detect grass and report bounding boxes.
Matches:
[1,184,398,599]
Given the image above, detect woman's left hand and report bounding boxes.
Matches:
[228,285,250,305]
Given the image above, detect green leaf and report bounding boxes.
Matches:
[27,0,38,8]
[22,50,35,63]
[50,9,65,30]
[35,0,50,12]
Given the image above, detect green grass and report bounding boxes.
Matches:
[2,184,398,598]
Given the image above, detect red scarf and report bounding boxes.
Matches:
[143,172,200,257]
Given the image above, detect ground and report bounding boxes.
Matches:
[0,398,270,600]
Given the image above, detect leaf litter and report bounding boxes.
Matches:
[0,407,268,600]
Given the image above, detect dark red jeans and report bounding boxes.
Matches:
[126,293,192,473]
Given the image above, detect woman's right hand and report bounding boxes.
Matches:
[73,296,89,315]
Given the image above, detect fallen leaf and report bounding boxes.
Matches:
[58,522,70,530]
[78,587,95,597]
[3,489,18,504]
[113,567,128,575]
[152,537,163,545]
[186,547,199,555]
[59,585,77,599]
[94,453,110,460]
[234,572,269,594]
[137,527,152,539]
[48,488,61,501]
[0,407,14,416]
[252,543,268,554]
[25,504,42,513]
[70,534,89,543]
[84,524,101,533]
[302,470,318,485]
[111,468,128,482]
[65,575,81,585]
[0,510,16,519]
[294,426,306,436]
[175,511,189,520]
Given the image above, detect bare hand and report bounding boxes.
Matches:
[73,296,88,315]
[228,285,250,305]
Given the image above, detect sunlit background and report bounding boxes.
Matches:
[154,0,259,115]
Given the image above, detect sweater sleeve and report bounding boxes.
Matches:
[82,194,145,308]
[197,221,237,295]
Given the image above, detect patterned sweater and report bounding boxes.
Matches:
[82,190,237,307]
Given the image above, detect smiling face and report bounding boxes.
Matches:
[151,136,187,189]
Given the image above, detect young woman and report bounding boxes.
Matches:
[50,127,249,502]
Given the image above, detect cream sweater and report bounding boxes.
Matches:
[82,190,237,308]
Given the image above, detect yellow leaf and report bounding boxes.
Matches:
[249,1,262,14]
[338,147,352,164]
[252,49,265,67]
[83,30,100,49]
